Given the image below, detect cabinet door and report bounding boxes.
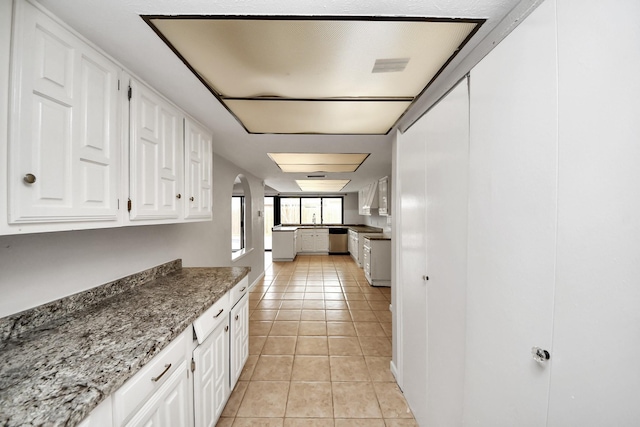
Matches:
[230,295,249,389]
[193,319,229,427]
[9,0,119,224]
[184,117,212,220]
[125,360,192,427]
[300,231,314,252]
[129,78,183,221]
[378,177,389,216]
[363,245,371,281]
[315,231,329,252]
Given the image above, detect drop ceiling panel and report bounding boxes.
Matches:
[296,179,350,192]
[225,99,411,134]
[149,18,478,99]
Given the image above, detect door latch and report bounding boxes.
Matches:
[531,346,551,363]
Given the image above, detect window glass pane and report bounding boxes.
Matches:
[232,196,243,251]
[280,198,301,224]
[322,198,343,224]
[301,198,321,224]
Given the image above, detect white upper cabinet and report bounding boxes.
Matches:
[9,0,120,225]
[184,117,212,220]
[378,176,390,216]
[128,77,184,221]
[358,181,379,216]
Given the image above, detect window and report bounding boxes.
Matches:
[231,196,245,252]
[301,198,321,224]
[279,197,343,225]
[280,198,301,224]
[322,197,343,224]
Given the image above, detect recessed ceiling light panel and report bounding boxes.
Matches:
[296,179,350,192]
[146,16,483,134]
[268,153,369,173]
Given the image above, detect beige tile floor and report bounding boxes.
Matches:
[217,254,417,427]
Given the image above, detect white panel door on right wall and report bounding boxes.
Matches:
[547,0,640,424]
[464,0,559,425]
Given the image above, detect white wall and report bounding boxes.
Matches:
[342,192,361,224]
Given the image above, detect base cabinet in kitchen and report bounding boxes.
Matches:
[113,328,193,427]
[363,238,391,287]
[193,317,229,427]
[298,228,329,253]
[272,230,296,261]
[230,294,249,389]
[124,360,192,427]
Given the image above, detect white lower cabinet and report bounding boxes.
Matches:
[298,229,329,253]
[363,238,391,287]
[113,329,192,427]
[272,230,296,261]
[108,279,250,427]
[193,318,229,427]
[124,360,192,427]
[230,294,249,390]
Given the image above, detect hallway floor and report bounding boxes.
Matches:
[216,254,417,427]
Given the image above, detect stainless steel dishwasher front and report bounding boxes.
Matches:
[328,228,349,254]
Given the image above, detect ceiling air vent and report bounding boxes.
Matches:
[372,58,410,73]
[307,175,326,178]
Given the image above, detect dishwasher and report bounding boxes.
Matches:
[328,228,349,254]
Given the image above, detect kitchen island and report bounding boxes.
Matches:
[0,261,249,427]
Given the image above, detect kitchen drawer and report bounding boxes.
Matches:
[230,276,249,307]
[113,327,190,425]
[193,292,230,344]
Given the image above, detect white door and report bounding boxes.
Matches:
[9,0,119,223]
[129,77,183,221]
[193,320,229,427]
[184,117,212,220]
[125,360,192,427]
[397,105,428,425]
[230,295,249,389]
[423,79,470,426]
[464,1,559,425]
[547,0,640,424]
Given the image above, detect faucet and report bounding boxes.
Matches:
[312,213,316,226]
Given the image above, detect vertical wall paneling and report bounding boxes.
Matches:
[547,0,640,424]
[424,79,469,427]
[396,102,429,426]
[464,0,559,425]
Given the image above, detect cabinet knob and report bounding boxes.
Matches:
[225,325,229,332]
[235,314,239,321]
[23,173,36,184]
[176,194,182,199]
[422,275,429,281]
[189,196,195,202]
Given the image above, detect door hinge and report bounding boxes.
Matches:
[127,198,132,212]
[127,86,132,100]
[117,79,120,90]
[191,358,196,373]
[117,199,120,210]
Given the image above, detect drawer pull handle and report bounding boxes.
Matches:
[225,325,229,332]
[151,363,172,382]
[214,308,224,318]
[240,287,246,292]
[235,314,239,321]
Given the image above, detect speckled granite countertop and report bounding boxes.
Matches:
[0,263,249,427]
[272,224,383,233]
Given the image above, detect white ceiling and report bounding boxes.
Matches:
[35,0,540,193]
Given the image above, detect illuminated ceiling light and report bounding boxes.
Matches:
[268,153,369,173]
[296,179,350,192]
[145,17,483,135]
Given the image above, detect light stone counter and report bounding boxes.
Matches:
[0,261,249,427]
